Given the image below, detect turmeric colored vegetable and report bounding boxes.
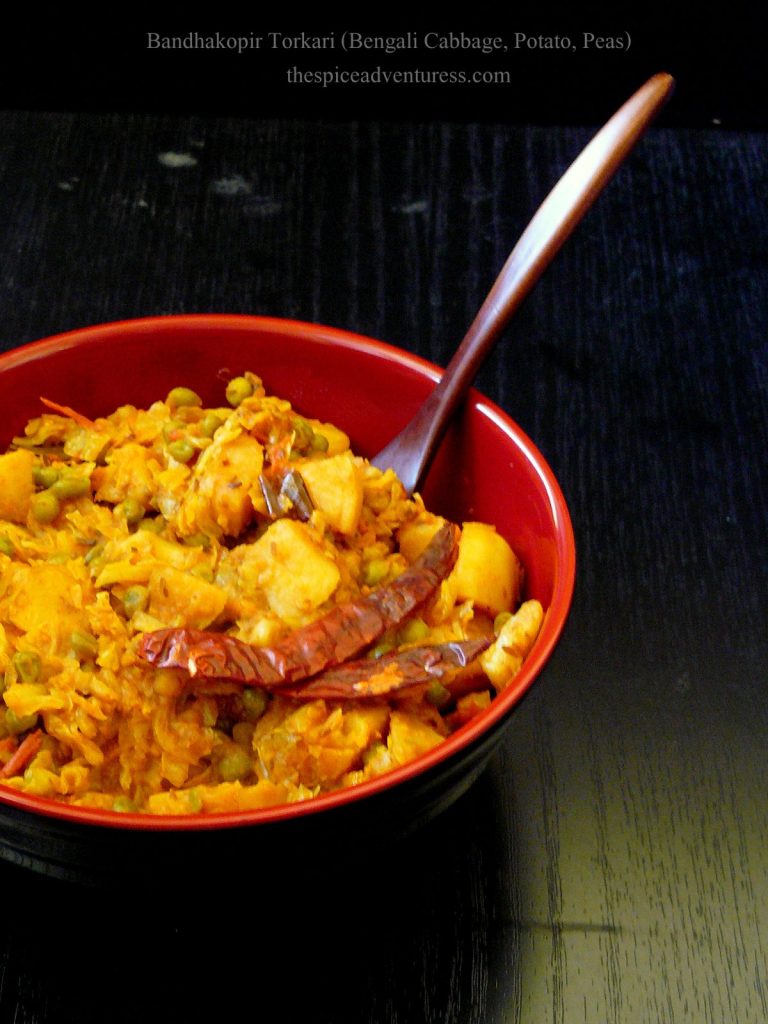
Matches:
[139,522,460,684]
[0,376,542,815]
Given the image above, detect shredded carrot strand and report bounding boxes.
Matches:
[0,729,43,779]
[39,397,96,429]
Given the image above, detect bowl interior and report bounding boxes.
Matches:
[0,315,574,829]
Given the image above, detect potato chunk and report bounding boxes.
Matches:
[255,701,389,788]
[239,519,340,623]
[452,522,523,615]
[387,710,444,764]
[93,442,161,509]
[0,449,35,523]
[480,599,544,690]
[299,451,363,535]
[147,565,226,629]
[396,518,444,562]
[0,562,93,653]
[176,432,264,538]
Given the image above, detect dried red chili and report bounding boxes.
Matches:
[139,522,460,685]
[277,637,491,700]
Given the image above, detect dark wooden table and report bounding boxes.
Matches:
[0,104,765,1022]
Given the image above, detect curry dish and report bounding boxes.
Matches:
[0,373,542,814]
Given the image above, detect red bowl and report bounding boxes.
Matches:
[0,315,575,883]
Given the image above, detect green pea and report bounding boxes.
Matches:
[218,747,252,782]
[116,497,144,525]
[31,491,60,523]
[12,651,41,683]
[189,564,214,582]
[162,420,183,443]
[183,532,211,550]
[399,617,430,644]
[310,431,330,453]
[225,376,253,407]
[122,585,148,617]
[167,438,196,464]
[425,682,451,709]
[199,412,223,438]
[166,386,202,410]
[70,630,99,661]
[363,559,390,587]
[242,688,268,722]
[112,796,137,813]
[0,535,15,558]
[232,722,255,748]
[137,517,165,534]
[370,641,394,660]
[51,475,90,500]
[5,708,38,735]
[292,417,314,449]
[33,465,60,488]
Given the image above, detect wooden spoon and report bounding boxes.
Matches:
[372,72,675,494]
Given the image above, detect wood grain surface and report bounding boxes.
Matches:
[0,111,766,1023]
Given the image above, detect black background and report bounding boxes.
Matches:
[1,8,764,129]
[1,7,767,1023]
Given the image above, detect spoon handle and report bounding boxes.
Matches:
[373,72,675,494]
